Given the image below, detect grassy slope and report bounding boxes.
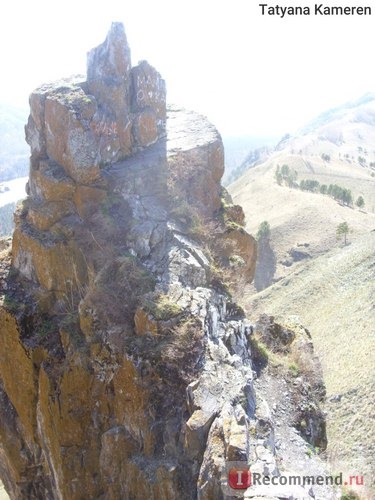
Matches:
[242,232,375,490]
[244,232,374,392]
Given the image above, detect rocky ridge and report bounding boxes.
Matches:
[0,23,334,499]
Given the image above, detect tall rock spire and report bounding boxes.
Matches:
[87,22,132,87]
[87,22,132,131]
[25,22,166,186]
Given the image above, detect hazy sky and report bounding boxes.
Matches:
[1,0,374,136]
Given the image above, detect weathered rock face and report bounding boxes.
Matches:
[26,22,165,188]
[0,23,329,500]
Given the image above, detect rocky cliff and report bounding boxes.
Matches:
[0,23,333,499]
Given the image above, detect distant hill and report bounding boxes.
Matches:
[222,134,277,184]
[229,94,375,286]
[225,144,274,185]
[300,92,375,135]
[233,93,375,185]
[0,103,29,182]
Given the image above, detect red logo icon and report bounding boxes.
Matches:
[228,468,251,489]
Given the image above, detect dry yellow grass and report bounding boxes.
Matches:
[244,232,375,392]
[241,232,375,493]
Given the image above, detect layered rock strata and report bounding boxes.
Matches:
[0,23,331,500]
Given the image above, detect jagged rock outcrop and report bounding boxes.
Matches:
[0,23,332,500]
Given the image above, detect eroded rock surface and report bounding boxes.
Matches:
[0,23,333,500]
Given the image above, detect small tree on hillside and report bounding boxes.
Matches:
[287,169,298,187]
[256,221,271,241]
[356,195,365,209]
[336,221,349,245]
[358,156,366,165]
[254,221,276,292]
[341,188,353,206]
[300,179,320,192]
[280,164,290,178]
[276,164,298,188]
[275,166,283,185]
